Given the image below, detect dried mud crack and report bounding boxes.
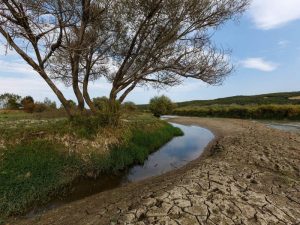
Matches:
[12,118,300,225]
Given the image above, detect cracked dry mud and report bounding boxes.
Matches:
[13,118,300,225]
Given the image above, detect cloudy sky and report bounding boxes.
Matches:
[1,0,300,104]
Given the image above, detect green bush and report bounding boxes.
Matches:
[122,101,137,112]
[149,95,175,117]
[92,97,121,126]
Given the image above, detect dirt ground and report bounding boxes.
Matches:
[10,117,300,225]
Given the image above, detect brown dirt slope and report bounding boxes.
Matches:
[12,117,300,225]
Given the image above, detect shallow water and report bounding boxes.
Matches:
[264,122,300,133]
[27,122,214,217]
[125,122,214,182]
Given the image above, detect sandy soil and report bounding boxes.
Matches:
[10,117,300,225]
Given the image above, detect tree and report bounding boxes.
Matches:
[0,0,95,116]
[21,96,35,113]
[106,0,249,104]
[48,1,110,114]
[0,93,21,109]
[149,95,175,117]
[1,0,249,117]
[50,0,249,113]
[44,98,57,109]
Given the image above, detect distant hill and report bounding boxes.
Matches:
[176,91,300,107]
[139,91,300,109]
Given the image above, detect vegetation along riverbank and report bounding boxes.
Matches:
[0,112,182,219]
[173,104,300,120]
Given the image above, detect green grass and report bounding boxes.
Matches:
[173,104,300,120]
[0,140,81,217]
[89,122,183,172]
[0,114,182,218]
[0,109,67,122]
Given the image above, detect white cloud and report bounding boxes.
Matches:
[0,60,34,75]
[240,58,278,72]
[249,0,300,30]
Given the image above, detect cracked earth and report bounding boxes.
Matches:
[12,117,300,225]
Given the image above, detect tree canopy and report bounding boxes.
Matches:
[0,0,249,117]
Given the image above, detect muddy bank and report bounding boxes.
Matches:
[12,117,300,225]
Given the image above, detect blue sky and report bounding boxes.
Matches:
[1,0,300,104]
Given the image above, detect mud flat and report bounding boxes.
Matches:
[13,117,300,225]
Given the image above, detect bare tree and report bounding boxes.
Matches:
[104,0,249,103]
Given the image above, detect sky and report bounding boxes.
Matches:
[1,0,300,104]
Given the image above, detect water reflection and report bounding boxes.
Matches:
[126,123,214,182]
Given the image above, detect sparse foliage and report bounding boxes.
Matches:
[0,0,249,117]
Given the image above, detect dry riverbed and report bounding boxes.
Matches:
[11,117,300,225]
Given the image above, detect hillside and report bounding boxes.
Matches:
[176,91,300,107]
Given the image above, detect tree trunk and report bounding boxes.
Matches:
[83,76,97,114]
[40,71,72,117]
[71,62,85,113]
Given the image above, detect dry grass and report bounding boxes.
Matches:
[289,96,300,100]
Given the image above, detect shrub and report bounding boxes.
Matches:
[122,101,137,112]
[33,103,47,113]
[149,95,175,117]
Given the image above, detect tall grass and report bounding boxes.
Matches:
[173,104,300,120]
[89,123,183,172]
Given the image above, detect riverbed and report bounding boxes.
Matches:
[14,117,300,225]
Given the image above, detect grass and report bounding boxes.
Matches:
[0,109,67,122]
[0,113,182,218]
[0,140,81,217]
[173,104,300,120]
[89,122,183,173]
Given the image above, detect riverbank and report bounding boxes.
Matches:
[10,117,300,224]
[0,114,182,219]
